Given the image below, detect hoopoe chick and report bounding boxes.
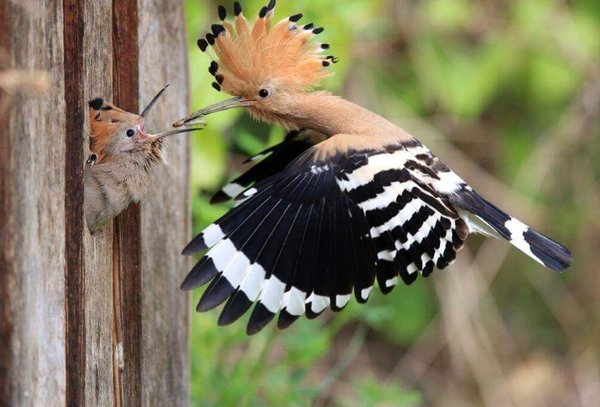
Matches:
[176,2,572,335]
[85,85,203,233]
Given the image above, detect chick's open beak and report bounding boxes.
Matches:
[172,96,255,128]
[140,84,170,117]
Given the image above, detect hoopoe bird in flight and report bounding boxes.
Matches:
[175,1,572,335]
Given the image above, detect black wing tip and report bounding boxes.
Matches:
[246,303,275,335]
[376,261,399,294]
[304,305,324,320]
[180,277,195,291]
[197,278,235,312]
[181,258,219,291]
[355,292,369,304]
[330,298,350,312]
[398,269,418,286]
[210,190,231,204]
[181,234,207,255]
[277,310,300,330]
[421,262,435,278]
[181,246,203,256]
[378,283,395,295]
[218,292,253,326]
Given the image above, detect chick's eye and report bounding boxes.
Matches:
[126,129,135,137]
[258,89,269,98]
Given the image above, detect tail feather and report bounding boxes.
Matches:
[521,226,572,271]
[451,189,571,272]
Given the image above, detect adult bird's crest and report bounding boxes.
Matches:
[198,1,337,97]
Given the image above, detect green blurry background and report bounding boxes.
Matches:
[184,0,599,405]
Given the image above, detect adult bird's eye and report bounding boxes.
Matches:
[258,89,269,98]
[126,129,135,137]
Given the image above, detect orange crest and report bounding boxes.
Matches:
[198,1,339,96]
[88,98,141,162]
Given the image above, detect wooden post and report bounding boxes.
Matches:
[138,0,190,402]
[0,1,190,405]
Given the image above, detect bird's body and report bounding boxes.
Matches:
[177,1,571,334]
[84,87,202,233]
[84,138,166,232]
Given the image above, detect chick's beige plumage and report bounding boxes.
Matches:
[84,87,202,233]
[177,1,571,335]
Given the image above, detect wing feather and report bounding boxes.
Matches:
[183,137,470,333]
[211,129,325,203]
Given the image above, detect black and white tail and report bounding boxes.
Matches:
[450,188,571,272]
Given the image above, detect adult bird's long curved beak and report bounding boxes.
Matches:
[137,83,205,141]
[172,96,255,127]
[138,123,206,142]
[151,126,206,139]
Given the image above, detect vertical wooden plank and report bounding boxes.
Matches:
[63,0,86,405]
[112,1,143,406]
[0,0,13,402]
[1,1,67,405]
[138,0,190,404]
[82,0,115,405]
[2,1,190,404]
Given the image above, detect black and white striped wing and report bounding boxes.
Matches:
[182,139,468,334]
[210,129,326,203]
[338,144,469,289]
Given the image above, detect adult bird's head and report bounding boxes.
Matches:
[174,1,339,130]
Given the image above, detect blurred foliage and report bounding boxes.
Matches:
[184,0,599,405]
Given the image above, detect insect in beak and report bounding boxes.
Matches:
[172,96,255,128]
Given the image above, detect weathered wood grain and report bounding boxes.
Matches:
[138,0,190,405]
[1,1,190,404]
[112,1,143,405]
[1,1,67,405]
[0,0,13,403]
[63,0,86,404]
[81,0,115,405]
